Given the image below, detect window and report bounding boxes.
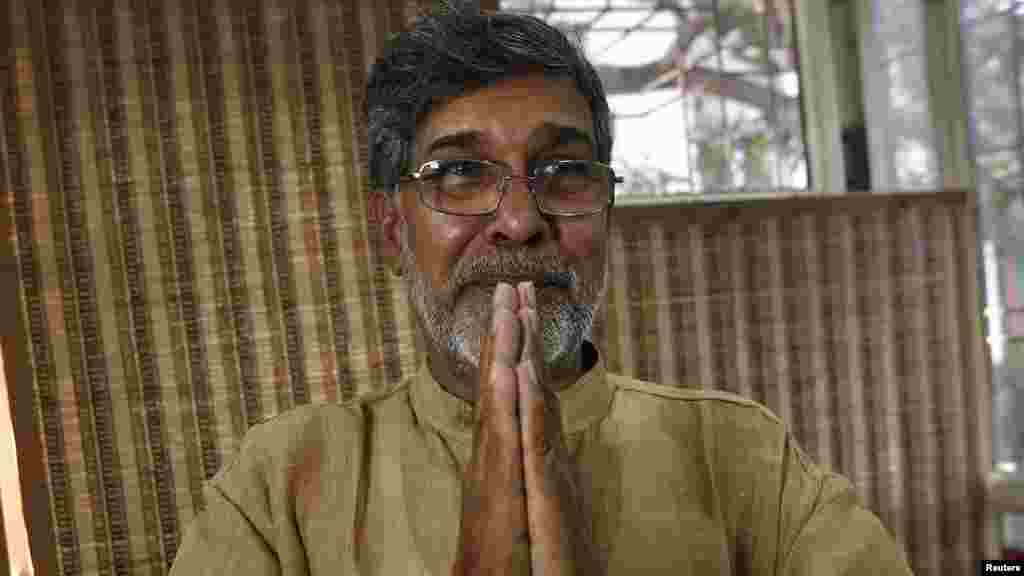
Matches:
[962,0,1024,340]
[500,0,807,200]
[961,0,1024,553]
[860,0,941,190]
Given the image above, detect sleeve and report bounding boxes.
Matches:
[169,482,280,576]
[167,403,364,575]
[779,467,914,576]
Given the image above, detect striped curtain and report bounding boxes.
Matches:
[0,1,463,574]
[597,191,994,576]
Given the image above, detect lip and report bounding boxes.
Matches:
[470,275,562,289]
[489,277,544,287]
[455,276,568,300]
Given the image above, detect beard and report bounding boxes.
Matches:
[398,230,606,381]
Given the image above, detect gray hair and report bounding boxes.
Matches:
[365,0,614,193]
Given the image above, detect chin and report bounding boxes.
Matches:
[540,302,595,366]
[447,296,594,371]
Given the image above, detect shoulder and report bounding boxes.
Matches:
[179,389,410,565]
[606,372,787,434]
[225,401,366,469]
[219,385,409,475]
[603,372,809,488]
[207,386,409,515]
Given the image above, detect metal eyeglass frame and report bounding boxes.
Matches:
[396,158,623,217]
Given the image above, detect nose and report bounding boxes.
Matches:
[484,175,550,247]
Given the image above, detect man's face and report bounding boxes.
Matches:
[389,74,610,381]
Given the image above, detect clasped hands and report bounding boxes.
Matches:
[453,282,593,575]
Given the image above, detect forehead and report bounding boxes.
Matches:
[414,75,594,159]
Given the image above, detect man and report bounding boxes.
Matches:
[170,2,914,574]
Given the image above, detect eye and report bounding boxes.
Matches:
[426,160,495,200]
[556,161,593,176]
[437,159,486,179]
[543,161,597,186]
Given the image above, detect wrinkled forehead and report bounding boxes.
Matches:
[413,75,595,162]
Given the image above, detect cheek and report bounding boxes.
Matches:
[414,210,480,282]
[557,218,607,261]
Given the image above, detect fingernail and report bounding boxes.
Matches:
[494,282,514,307]
[525,358,537,383]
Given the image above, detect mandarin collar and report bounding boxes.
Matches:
[408,342,616,447]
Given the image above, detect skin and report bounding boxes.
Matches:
[373,74,607,574]
[376,74,610,404]
[457,281,590,575]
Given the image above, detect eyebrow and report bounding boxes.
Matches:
[424,123,596,157]
[425,131,485,156]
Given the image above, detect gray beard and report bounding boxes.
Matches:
[398,231,605,380]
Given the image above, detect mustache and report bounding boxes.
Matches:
[446,251,577,295]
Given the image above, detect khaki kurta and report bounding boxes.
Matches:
[170,347,913,575]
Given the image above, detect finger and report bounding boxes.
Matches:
[516,286,556,464]
[492,282,522,370]
[516,282,535,367]
[476,283,520,425]
[517,279,536,311]
[475,282,521,472]
[457,282,529,574]
[517,281,547,384]
[517,304,579,573]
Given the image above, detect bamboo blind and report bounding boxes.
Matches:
[596,191,994,575]
[0,1,442,574]
[0,1,991,575]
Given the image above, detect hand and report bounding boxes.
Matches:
[453,282,592,575]
[453,281,530,575]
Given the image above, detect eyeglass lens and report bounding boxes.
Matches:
[420,160,611,215]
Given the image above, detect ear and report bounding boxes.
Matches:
[371,189,403,263]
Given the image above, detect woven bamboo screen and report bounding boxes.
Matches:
[0,1,455,574]
[0,1,992,576]
[596,191,994,575]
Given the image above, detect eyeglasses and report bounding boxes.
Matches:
[397,159,623,217]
